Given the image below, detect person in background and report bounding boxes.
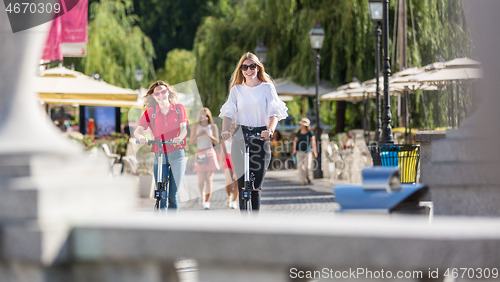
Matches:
[123,121,131,137]
[220,52,288,212]
[134,81,188,210]
[64,120,73,133]
[190,107,220,210]
[292,118,318,186]
[342,131,354,150]
[221,123,238,209]
[87,118,95,139]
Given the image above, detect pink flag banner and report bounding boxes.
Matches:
[61,0,87,44]
[61,0,87,57]
[41,15,62,61]
[40,0,87,60]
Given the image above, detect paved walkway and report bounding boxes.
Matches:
[134,169,341,281]
[137,169,341,215]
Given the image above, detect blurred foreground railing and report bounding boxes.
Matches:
[22,213,500,282]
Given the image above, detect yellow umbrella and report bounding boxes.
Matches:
[35,66,139,104]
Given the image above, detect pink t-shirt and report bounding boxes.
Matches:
[139,103,189,153]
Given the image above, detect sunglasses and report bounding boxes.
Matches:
[241,63,257,71]
[153,90,168,97]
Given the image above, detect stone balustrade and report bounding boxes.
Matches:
[415,130,447,183]
[3,213,500,282]
[2,1,500,282]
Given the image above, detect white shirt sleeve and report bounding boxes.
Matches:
[219,86,238,120]
[266,83,288,121]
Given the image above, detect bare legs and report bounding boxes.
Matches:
[197,171,214,209]
[224,168,238,209]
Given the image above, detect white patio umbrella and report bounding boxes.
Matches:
[321,84,404,102]
[444,57,481,68]
[409,57,483,128]
[417,67,482,85]
[337,81,362,90]
[274,78,335,116]
[320,89,366,102]
[390,73,438,92]
[35,66,139,106]
[274,78,334,97]
[407,57,482,86]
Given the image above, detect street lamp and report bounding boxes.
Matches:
[134,67,144,90]
[381,0,394,144]
[92,71,100,80]
[309,21,325,179]
[254,41,268,64]
[369,0,383,142]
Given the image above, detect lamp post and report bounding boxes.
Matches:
[381,0,394,144]
[309,22,325,179]
[254,41,268,64]
[92,71,100,80]
[134,67,144,90]
[368,0,383,143]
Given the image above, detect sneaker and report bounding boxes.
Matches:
[225,195,231,207]
[203,202,210,210]
[230,201,238,209]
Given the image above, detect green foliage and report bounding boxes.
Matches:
[286,97,304,124]
[192,0,471,132]
[132,0,216,70]
[69,135,98,151]
[193,0,376,127]
[77,0,471,133]
[81,0,156,89]
[157,49,196,85]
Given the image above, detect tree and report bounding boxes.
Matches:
[156,49,196,85]
[192,0,471,132]
[132,0,216,70]
[80,0,155,89]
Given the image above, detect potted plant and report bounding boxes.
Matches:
[134,145,155,198]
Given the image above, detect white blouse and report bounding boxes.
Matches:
[219,82,288,127]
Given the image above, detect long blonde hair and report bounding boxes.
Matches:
[193,107,214,130]
[229,52,272,90]
[143,80,178,109]
[190,107,218,146]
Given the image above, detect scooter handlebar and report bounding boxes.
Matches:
[134,139,184,145]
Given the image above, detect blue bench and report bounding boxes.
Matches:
[334,167,428,213]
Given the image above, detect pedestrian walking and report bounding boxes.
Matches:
[134,81,188,210]
[190,107,220,210]
[219,52,288,212]
[292,118,318,186]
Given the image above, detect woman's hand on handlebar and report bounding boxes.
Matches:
[221,131,232,141]
[172,137,183,145]
[137,135,148,145]
[260,130,272,139]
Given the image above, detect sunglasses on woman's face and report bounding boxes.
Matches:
[153,90,168,97]
[241,63,257,71]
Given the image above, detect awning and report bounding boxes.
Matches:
[275,78,335,97]
[39,98,141,108]
[35,66,139,104]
